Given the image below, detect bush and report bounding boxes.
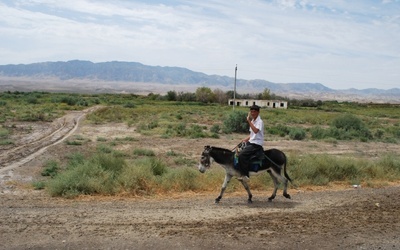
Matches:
[41,160,60,177]
[332,113,365,131]
[118,160,158,196]
[210,124,221,134]
[289,127,306,140]
[266,124,290,137]
[46,153,126,197]
[310,126,327,139]
[187,124,207,138]
[150,158,168,176]
[160,168,201,192]
[288,153,400,186]
[223,111,248,133]
[133,148,155,157]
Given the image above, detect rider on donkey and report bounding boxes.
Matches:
[237,104,264,180]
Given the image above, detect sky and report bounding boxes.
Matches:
[0,0,399,90]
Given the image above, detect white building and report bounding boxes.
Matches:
[228,99,288,109]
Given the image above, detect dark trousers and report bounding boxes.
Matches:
[238,143,262,177]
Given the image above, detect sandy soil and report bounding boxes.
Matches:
[1,108,399,250]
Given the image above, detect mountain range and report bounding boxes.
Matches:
[0,60,399,103]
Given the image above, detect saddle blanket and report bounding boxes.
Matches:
[234,154,261,172]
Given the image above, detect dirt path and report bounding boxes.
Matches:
[1,186,399,249]
[0,106,98,172]
[1,108,399,249]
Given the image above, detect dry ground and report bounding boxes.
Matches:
[1,108,399,250]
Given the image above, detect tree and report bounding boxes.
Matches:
[166,91,177,101]
[177,92,196,102]
[261,88,271,100]
[195,87,215,103]
[213,88,228,105]
[226,90,241,99]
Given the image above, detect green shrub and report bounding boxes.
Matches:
[210,124,221,134]
[288,153,400,186]
[161,168,201,192]
[136,122,155,132]
[0,139,13,145]
[66,153,85,169]
[223,111,248,133]
[289,127,306,140]
[32,181,46,190]
[377,154,400,179]
[47,153,126,197]
[65,140,83,146]
[332,113,365,131]
[118,159,158,196]
[133,148,155,156]
[97,144,113,153]
[188,124,207,138]
[97,137,108,142]
[41,160,60,177]
[374,129,384,139]
[310,126,327,139]
[0,127,9,138]
[150,158,168,176]
[124,102,135,108]
[267,124,290,137]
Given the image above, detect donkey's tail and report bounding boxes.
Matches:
[282,153,293,183]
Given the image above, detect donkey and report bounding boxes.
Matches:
[198,145,292,203]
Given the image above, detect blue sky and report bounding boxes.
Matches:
[0,0,399,90]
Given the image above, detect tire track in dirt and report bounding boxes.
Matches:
[0,106,99,174]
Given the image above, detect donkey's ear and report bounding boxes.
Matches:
[204,145,210,149]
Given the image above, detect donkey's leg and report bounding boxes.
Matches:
[282,178,291,199]
[267,170,279,201]
[239,179,253,203]
[215,174,232,203]
[270,168,291,199]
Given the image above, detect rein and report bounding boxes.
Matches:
[230,141,243,152]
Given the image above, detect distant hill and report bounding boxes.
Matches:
[0,60,399,103]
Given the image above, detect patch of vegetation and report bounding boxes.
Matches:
[288,153,400,186]
[3,91,399,197]
[222,110,248,133]
[42,146,400,198]
[41,160,60,177]
[133,148,155,157]
[65,140,83,146]
[0,126,13,145]
[32,181,46,190]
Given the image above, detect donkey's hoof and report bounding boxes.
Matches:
[283,193,291,199]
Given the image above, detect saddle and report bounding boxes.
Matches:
[249,150,264,163]
[234,147,264,172]
[248,149,264,172]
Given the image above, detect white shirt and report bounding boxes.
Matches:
[249,115,264,146]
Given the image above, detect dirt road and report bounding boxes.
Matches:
[1,185,399,249]
[1,108,399,250]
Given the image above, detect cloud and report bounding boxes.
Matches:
[0,0,399,90]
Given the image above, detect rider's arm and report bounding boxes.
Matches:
[247,117,260,134]
[248,121,260,134]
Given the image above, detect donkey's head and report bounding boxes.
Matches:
[198,145,213,173]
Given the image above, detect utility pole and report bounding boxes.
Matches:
[233,64,237,111]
